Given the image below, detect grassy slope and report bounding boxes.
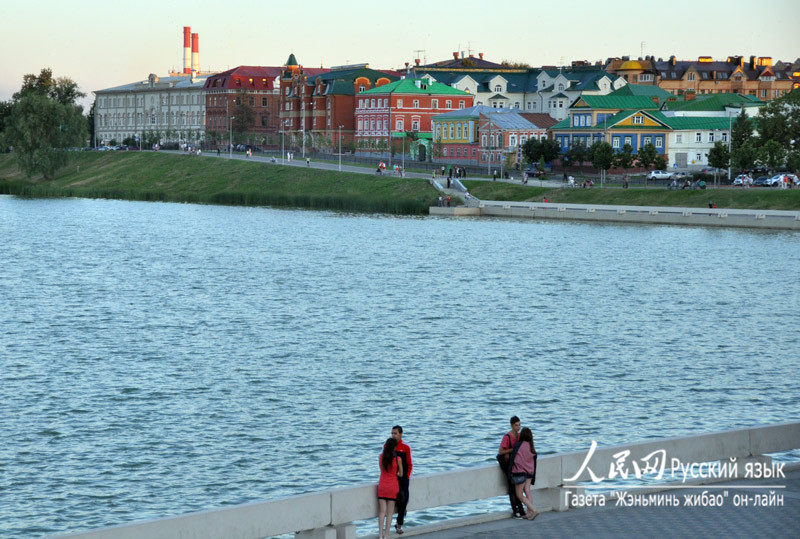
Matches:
[463,181,800,210]
[0,152,439,214]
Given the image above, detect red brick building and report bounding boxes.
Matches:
[279,55,399,151]
[355,77,473,160]
[204,66,283,147]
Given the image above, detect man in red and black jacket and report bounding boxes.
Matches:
[392,425,413,534]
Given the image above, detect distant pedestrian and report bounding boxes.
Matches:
[511,427,539,520]
[377,438,403,539]
[543,197,548,203]
[493,170,498,181]
[392,426,412,535]
[709,200,714,208]
[438,196,443,207]
[497,416,526,518]
[217,148,220,156]
[446,195,451,207]
[447,177,451,189]
[306,157,310,167]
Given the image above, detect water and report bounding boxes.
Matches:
[1,195,799,537]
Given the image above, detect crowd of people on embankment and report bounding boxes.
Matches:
[375,416,537,538]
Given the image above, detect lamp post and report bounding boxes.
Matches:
[338,124,343,172]
[229,116,235,158]
[281,126,285,164]
[727,109,733,183]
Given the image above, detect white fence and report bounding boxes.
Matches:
[63,421,800,539]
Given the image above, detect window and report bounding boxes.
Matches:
[722,132,728,142]
[411,119,419,130]
[261,97,268,107]
[612,137,620,148]
[370,120,375,130]
[445,100,452,108]
[481,134,487,146]
[413,99,419,108]
[370,99,375,108]
[687,72,696,81]
[396,119,404,130]
[655,137,663,148]
[695,132,702,142]
[261,115,269,127]
[633,115,644,125]
[638,74,654,82]
[676,133,683,143]
[761,90,767,98]
[696,153,703,162]
[509,134,517,147]
[642,136,651,145]
[624,136,632,146]
[559,101,563,108]
[459,100,465,109]
[435,125,441,140]
[449,125,454,138]
[443,148,448,156]
[285,87,290,95]
[397,99,403,108]
[359,85,365,92]
[774,90,780,98]
[494,84,502,92]
[358,119,363,130]
[558,84,565,91]
[431,99,438,109]
[527,102,532,110]
[514,102,520,109]
[383,119,387,131]
[709,132,715,142]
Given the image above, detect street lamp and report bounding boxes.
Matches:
[229,116,235,158]
[338,124,343,172]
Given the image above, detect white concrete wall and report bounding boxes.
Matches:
[64,423,800,538]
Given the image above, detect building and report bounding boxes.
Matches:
[94,73,209,147]
[354,77,474,161]
[203,66,284,147]
[659,92,763,118]
[432,106,556,165]
[279,58,399,151]
[411,55,626,120]
[606,55,799,100]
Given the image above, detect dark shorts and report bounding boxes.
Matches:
[511,473,529,485]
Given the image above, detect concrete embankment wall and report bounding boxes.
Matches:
[430,202,800,230]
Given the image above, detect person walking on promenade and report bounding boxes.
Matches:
[497,416,526,518]
[378,438,404,539]
[511,427,539,520]
[392,426,413,535]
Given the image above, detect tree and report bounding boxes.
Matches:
[614,143,635,170]
[731,108,753,152]
[636,142,657,171]
[565,140,588,172]
[4,92,86,179]
[732,140,758,172]
[653,154,667,171]
[756,89,800,152]
[589,140,614,183]
[522,137,541,163]
[787,150,800,173]
[707,141,730,185]
[232,91,255,139]
[758,139,787,172]
[539,138,561,163]
[13,68,85,106]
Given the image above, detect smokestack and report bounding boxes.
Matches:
[183,26,191,74]
[479,53,484,60]
[453,52,459,60]
[191,33,199,73]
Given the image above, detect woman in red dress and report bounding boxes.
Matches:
[377,437,404,539]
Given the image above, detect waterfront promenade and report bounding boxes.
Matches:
[413,468,800,539]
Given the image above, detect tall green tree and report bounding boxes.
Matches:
[13,68,85,106]
[565,140,588,172]
[707,141,730,185]
[730,108,753,151]
[614,143,635,170]
[654,154,667,171]
[636,142,657,171]
[589,140,614,183]
[758,139,787,172]
[232,90,255,141]
[756,89,800,152]
[4,92,86,179]
[732,140,758,172]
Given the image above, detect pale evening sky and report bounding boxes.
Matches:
[1,0,798,111]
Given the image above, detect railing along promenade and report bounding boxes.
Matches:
[64,421,800,539]
[429,200,800,229]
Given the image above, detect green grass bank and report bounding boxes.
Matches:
[462,180,800,211]
[0,152,439,214]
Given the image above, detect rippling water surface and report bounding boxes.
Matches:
[1,195,799,537]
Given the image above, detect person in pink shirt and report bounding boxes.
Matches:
[498,416,526,517]
[511,427,539,520]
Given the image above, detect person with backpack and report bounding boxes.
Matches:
[497,416,526,518]
[510,427,539,520]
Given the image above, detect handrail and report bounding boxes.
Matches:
[63,421,800,538]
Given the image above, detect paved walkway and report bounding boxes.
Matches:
[414,469,800,538]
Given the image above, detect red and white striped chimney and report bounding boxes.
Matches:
[191,33,199,73]
[183,26,191,74]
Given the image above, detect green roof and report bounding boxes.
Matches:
[572,94,660,110]
[358,78,471,96]
[286,53,298,66]
[611,84,673,101]
[551,117,571,130]
[651,112,734,130]
[659,93,763,112]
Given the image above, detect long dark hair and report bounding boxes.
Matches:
[520,427,535,454]
[381,438,397,471]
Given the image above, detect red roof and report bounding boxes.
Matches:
[204,66,284,90]
[520,113,559,129]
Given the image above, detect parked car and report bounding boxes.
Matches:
[766,174,786,187]
[671,172,690,181]
[647,170,672,180]
[752,176,770,187]
[733,174,752,186]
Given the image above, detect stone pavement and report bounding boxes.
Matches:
[413,469,800,538]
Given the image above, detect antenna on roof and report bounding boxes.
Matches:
[414,49,426,65]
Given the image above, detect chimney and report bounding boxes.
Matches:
[479,53,484,60]
[415,58,420,66]
[685,90,696,101]
[651,96,659,105]
[453,52,459,60]
[191,33,199,73]
[670,55,676,66]
[749,55,756,70]
[183,26,191,74]
[469,54,474,58]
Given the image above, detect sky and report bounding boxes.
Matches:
[1,0,799,111]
